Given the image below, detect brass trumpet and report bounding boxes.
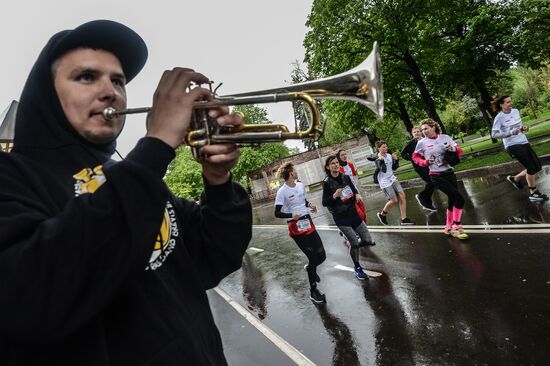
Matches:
[104,41,383,159]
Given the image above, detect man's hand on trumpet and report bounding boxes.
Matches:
[146,67,210,149]
[200,109,243,185]
[145,67,243,185]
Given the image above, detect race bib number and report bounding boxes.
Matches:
[341,185,354,201]
[297,218,312,232]
[435,156,445,166]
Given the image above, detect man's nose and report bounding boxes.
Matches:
[98,78,118,101]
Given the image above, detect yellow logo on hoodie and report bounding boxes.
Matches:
[73,166,106,196]
[73,165,178,271]
[147,201,178,271]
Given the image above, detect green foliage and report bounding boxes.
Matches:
[368,115,410,153]
[164,147,203,200]
[511,66,547,119]
[304,0,451,137]
[515,0,550,68]
[232,104,269,125]
[277,0,550,186]
[440,94,483,136]
[232,143,291,187]
[288,147,301,155]
[318,112,352,147]
[303,0,548,141]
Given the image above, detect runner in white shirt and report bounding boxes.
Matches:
[413,118,468,239]
[274,162,327,304]
[491,95,547,201]
[371,141,415,226]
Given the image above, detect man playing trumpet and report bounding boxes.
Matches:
[0,20,251,365]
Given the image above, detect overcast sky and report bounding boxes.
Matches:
[1,0,313,154]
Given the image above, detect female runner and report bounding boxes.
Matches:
[322,155,376,280]
[274,162,327,304]
[412,118,468,239]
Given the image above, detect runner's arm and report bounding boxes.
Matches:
[275,204,292,219]
[412,151,429,167]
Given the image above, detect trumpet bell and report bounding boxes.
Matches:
[315,41,384,118]
[224,41,384,119]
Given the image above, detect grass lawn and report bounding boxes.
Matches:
[459,120,550,153]
[358,110,550,183]
[387,112,550,176]
[395,140,550,181]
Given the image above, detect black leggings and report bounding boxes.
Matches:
[430,171,465,210]
[292,230,326,286]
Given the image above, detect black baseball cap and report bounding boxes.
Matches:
[50,19,148,82]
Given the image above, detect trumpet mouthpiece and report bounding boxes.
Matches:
[103,107,117,120]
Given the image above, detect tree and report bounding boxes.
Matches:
[515,0,550,68]
[422,0,521,142]
[304,0,447,137]
[317,112,353,147]
[440,94,483,136]
[512,66,545,119]
[231,143,291,187]
[164,147,204,200]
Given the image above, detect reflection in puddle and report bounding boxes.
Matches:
[241,253,267,320]
[315,305,361,366]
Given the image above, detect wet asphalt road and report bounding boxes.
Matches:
[209,170,550,366]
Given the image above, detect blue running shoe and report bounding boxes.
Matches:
[355,267,368,280]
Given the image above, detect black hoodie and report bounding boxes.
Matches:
[0,27,252,365]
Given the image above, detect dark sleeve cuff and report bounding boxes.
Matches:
[125,137,176,179]
[201,173,239,202]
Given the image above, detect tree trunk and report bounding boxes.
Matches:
[361,127,379,147]
[397,98,414,135]
[403,49,446,133]
[477,103,493,137]
[473,77,497,143]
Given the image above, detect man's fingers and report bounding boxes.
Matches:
[154,68,210,101]
[213,111,244,127]
[200,144,240,163]
[208,106,230,119]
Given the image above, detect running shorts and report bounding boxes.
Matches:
[506,143,542,175]
[382,180,404,200]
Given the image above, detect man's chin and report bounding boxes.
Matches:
[80,124,125,145]
[82,131,119,145]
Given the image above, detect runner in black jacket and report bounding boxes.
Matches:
[322,155,375,281]
[0,20,252,365]
[401,126,437,211]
